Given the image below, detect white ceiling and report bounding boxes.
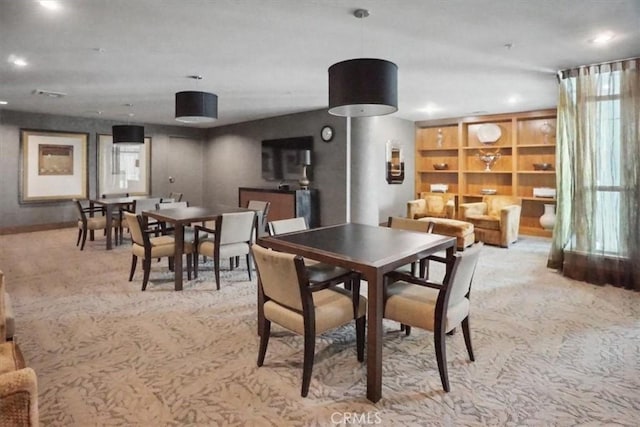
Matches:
[1,0,639,128]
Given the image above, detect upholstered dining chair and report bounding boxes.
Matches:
[267,217,355,288]
[251,243,366,397]
[246,200,271,237]
[193,211,256,290]
[383,242,483,392]
[268,217,308,235]
[168,192,183,202]
[73,199,119,250]
[124,212,193,291]
[388,216,435,277]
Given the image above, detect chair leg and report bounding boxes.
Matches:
[76,228,82,246]
[80,228,88,250]
[229,257,234,270]
[142,257,151,291]
[186,254,192,281]
[214,256,221,290]
[129,255,137,281]
[257,319,271,367]
[405,325,412,336]
[301,326,316,397]
[434,329,450,392]
[462,317,475,361]
[246,254,252,281]
[356,316,365,362]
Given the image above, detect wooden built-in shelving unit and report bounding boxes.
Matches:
[415,109,557,237]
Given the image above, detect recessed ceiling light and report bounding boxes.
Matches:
[590,32,615,44]
[507,95,519,104]
[8,55,28,67]
[39,1,60,11]
[0,100,8,105]
[419,103,442,115]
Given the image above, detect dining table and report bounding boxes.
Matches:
[143,205,252,291]
[257,222,456,403]
[89,195,149,250]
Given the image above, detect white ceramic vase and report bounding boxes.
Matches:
[539,203,556,230]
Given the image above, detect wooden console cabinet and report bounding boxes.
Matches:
[238,187,319,228]
[416,109,557,237]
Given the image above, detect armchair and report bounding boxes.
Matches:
[407,192,456,219]
[460,195,522,247]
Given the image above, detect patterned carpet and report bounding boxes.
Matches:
[1,228,639,426]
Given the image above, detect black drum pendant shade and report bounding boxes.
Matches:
[175,91,218,123]
[328,58,398,117]
[112,125,145,144]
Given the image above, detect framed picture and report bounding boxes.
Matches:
[20,129,88,203]
[97,134,151,197]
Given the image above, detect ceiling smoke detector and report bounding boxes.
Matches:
[33,89,67,98]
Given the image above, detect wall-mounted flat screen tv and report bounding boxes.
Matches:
[261,136,313,181]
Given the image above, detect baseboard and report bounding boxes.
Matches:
[0,221,75,235]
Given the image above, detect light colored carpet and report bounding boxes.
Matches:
[1,228,639,426]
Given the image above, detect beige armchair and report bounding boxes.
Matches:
[407,192,456,219]
[460,195,522,247]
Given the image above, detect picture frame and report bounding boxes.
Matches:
[19,129,88,203]
[97,134,151,197]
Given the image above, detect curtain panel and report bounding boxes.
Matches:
[549,58,640,291]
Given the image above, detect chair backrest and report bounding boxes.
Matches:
[133,198,162,214]
[160,198,174,203]
[157,201,188,210]
[388,216,434,233]
[444,242,483,308]
[268,217,308,236]
[168,192,183,202]
[483,196,521,217]
[247,200,271,233]
[218,211,256,245]
[251,243,304,311]
[72,199,86,221]
[123,211,145,246]
[418,192,455,214]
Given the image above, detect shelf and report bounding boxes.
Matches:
[463,171,512,174]
[518,144,556,148]
[416,109,556,237]
[521,197,556,202]
[418,147,458,152]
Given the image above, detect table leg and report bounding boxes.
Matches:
[257,277,264,337]
[105,205,113,250]
[174,223,184,291]
[366,270,384,403]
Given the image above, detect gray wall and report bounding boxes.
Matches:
[1,108,416,231]
[351,116,416,225]
[0,109,206,230]
[204,109,348,226]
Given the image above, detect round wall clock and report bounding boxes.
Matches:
[320,125,334,142]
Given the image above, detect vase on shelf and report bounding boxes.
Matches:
[436,128,444,148]
[539,203,556,230]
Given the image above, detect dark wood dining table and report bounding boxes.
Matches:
[143,205,251,291]
[257,222,456,403]
[89,196,148,250]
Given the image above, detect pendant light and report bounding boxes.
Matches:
[175,75,218,123]
[112,104,144,144]
[328,9,398,117]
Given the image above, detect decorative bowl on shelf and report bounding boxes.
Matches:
[480,188,497,195]
[533,163,553,171]
[433,163,448,170]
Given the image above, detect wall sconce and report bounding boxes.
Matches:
[386,141,404,184]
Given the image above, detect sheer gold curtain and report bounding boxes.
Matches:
[548,58,640,291]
